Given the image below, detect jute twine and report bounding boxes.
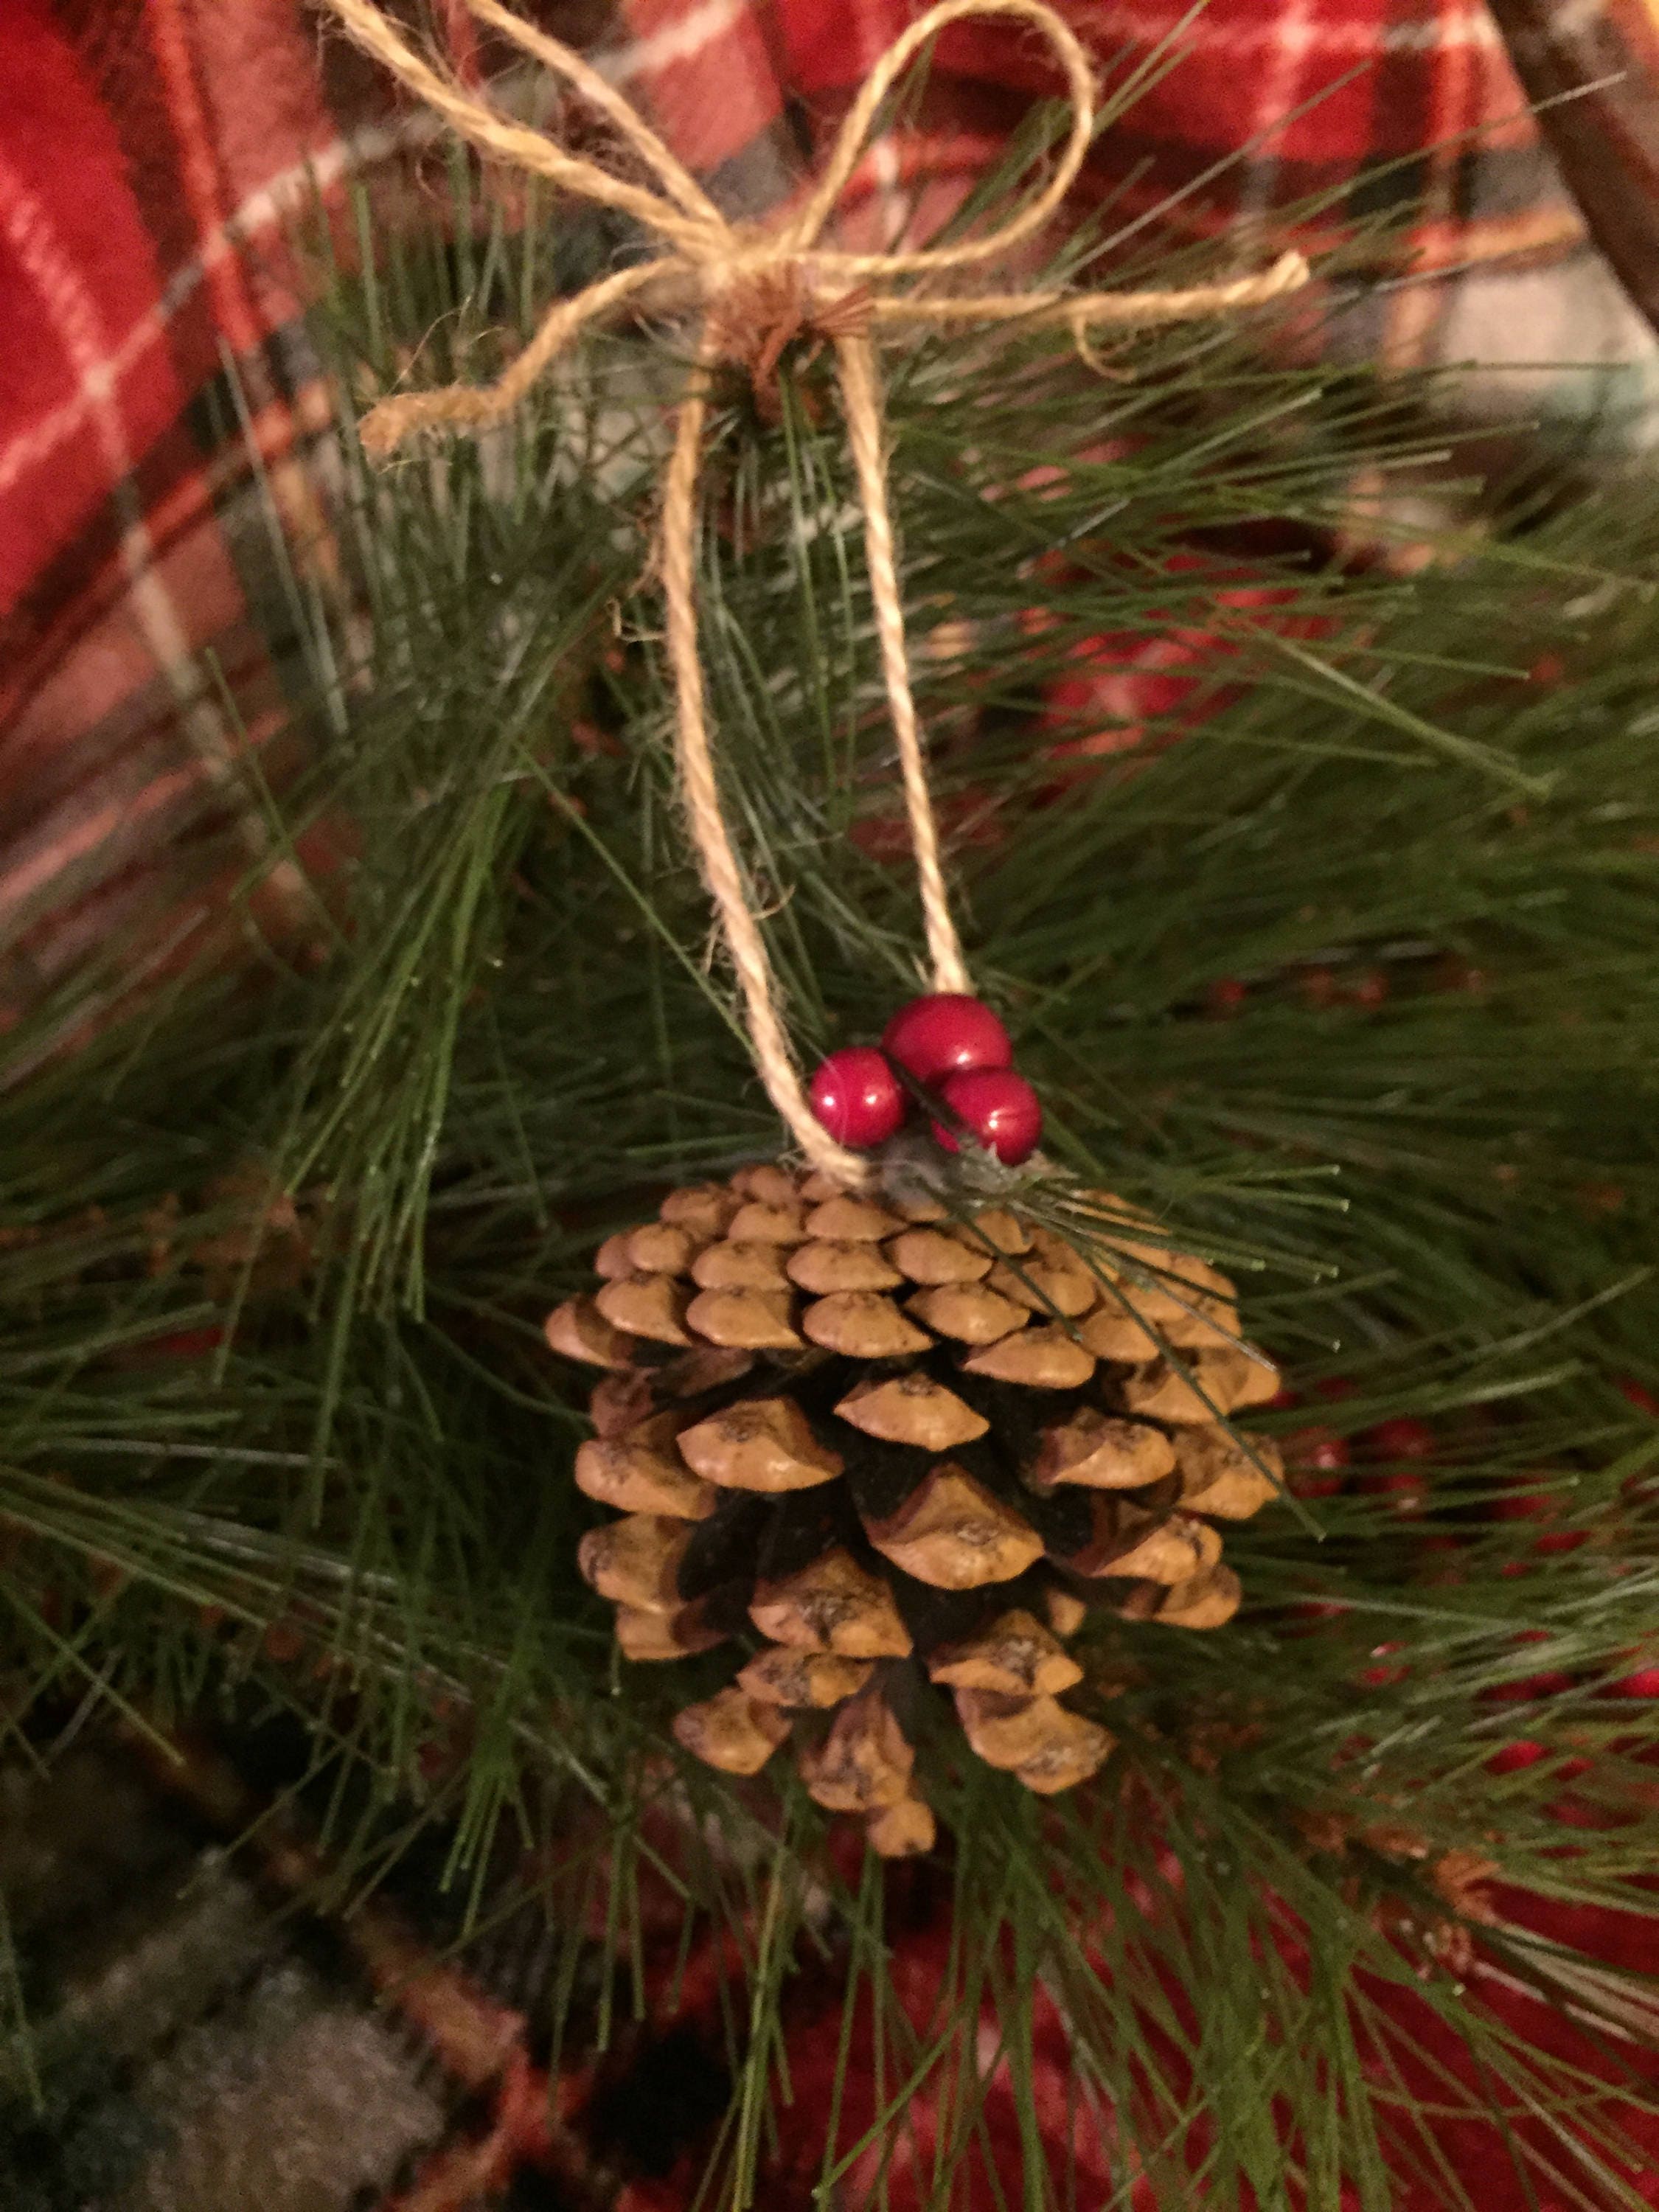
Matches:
[317,0,1310,1186]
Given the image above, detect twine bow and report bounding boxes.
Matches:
[319,0,1310,1186]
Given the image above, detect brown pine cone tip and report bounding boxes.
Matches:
[547,1161,1281,1856]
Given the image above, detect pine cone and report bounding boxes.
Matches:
[546,1161,1281,1854]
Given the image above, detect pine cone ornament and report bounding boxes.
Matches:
[546,1162,1282,1855]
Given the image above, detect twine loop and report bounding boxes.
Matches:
[319,0,1310,1186]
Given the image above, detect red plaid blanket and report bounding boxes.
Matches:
[11,1724,1658,2212]
[5,0,1652,1020]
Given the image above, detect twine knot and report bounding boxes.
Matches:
[703,268,873,420]
[319,0,1311,1186]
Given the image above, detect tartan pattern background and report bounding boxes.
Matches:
[4,0,1658,1023]
[7,1713,1659,2210]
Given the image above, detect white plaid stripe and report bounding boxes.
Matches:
[601,0,756,84]
[1065,1,1503,56]
[0,116,437,510]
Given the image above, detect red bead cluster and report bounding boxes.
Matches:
[807,994,1043,1166]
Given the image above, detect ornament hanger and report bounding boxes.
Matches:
[318,0,1309,1187]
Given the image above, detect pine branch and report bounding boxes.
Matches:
[1,132,1657,2208]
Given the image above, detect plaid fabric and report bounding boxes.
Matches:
[7,1720,1659,2211]
[4,0,1658,1017]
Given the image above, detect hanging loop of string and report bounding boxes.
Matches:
[318,0,1310,1186]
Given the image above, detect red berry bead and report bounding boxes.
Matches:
[1284,1425,1349,1500]
[932,1068,1043,1166]
[1344,968,1390,1009]
[1357,1641,1407,1688]
[881,994,1012,1085]
[809,1047,907,1149]
[1358,1416,1436,1461]
[1487,1739,1546,1775]
[1356,1467,1429,1518]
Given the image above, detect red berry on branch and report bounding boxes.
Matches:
[1204,977,1248,1018]
[1435,956,1487,996]
[808,1047,906,1149]
[1288,1597,1353,1630]
[1489,1669,1576,1704]
[147,1326,228,1361]
[932,1068,1043,1166]
[1359,1416,1436,1461]
[1284,1425,1349,1500]
[1489,1475,1585,1555]
[262,1620,307,1666]
[1357,1467,1430,1517]
[1357,1641,1407,1688]
[881,993,1012,1085]
[1487,1739,1545,1774]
